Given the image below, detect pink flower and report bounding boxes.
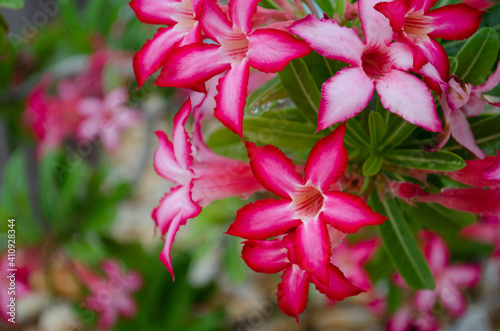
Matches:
[330,239,378,291]
[155,0,311,137]
[437,66,500,158]
[388,304,439,331]
[153,99,263,277]
[130,0,203,88]
[227,124,386,284]
[77,88,141,152]
[374,0,482,79]
[241,232,362,321]
[413,232,480,317]
[416,187,500,215]
[289,0,441,132]
[76,260,142,330]
[24,78,84,157]
[461,215,500,257]
[462,0,495,10]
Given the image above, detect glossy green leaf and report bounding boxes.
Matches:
[372,195,435,289]
[278,58,320,125]
[0,0,24,9]
[369,111,385,149]
[363,153,383,176]
[383,149,465,171]
[335,0,347,18]
[449,56,458,75]
[455,27,500,85]
[380,116,417,150]
[245,76,287,114]
[345,118,371,149]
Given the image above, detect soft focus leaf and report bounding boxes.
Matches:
[372,195,435,289]
[245,76,286,114]
[380,115,417,150]
[369,111,385,149]
[0,0,24,9]
[278,58,320,125]
[363,153,383,176]
[409,202,476,234]
[315,0,335,16]
[383,149,465,171]
[455,27,500,85]
[345,118,371,149]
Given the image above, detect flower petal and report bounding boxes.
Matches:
[476,63,500,93]
[173,99,193,170]
[374,0,409,32]
[129,0,178,25]
[214,59,249,137]
[359,0,394,46]
[288,15,363,66]
[414,289,437,312]
[321,192,387,233]
[294,218,330,284]
[156,44,230,88]
[319,67,375,131]
[311,264,364,301]
[376,69,442,132]
[483,153,500,182]
[153,131,191,183]
[417,188,500,215]
[417,38,450,81]
[442,265,481,288]
[439,289,467,316]
[387,306,412,331]
[200,0,233,43]
[277,264,310,321]
[427,4,482,40]
[241,240,289,273]
[245,141,304,198]
[422,231,449,274]
[304,124,348,190]
[247,28,311,73]
[447,106,486,159]
[153,184,202,278]
[226,198,300,239]
[229,0,259,33]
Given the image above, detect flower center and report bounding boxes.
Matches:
[361,47,391,79]
[172,0,196,29]
[403,11,433,40]
[291,184,324,220]
[220,30,249,63]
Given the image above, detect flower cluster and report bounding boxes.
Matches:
[24,51,141,157]
[132,0,500,324]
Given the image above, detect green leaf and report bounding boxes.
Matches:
[0,0,23,9]
[388,283,402,313]
[455,27,500,85]
[380,116,417,150]
[383,149,465,171]
[0,13,7,32]
[372,195,435,289]
[39,152,60,221]
[245,76,286,114]
[315,0,335,17]
[369,111,385,149]
[363,153,383,176]
[345,118,371,149]
[409,203,476,235]
[449,56,458,75]
[278,58,320,125]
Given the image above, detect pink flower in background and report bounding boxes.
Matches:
[413,232,480,316]
[289,0,441,132]
[77,260,142,330]
[227,124,386,284]
[153,98,263,278]
[77,88,141,152]
[330,239,378,290]
[155,0,311,137]
[374,0,482,78]
[130,0,203,88]
[462,215,500,257]
[241,232,362,321]
[24,78,84,157]
[388,304,439,331]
